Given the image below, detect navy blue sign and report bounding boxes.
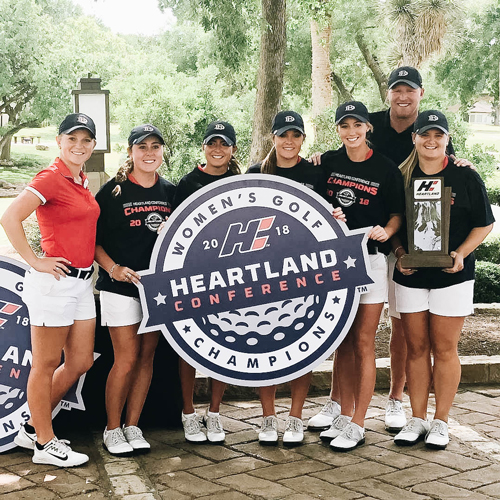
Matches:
[0,256,95,452]
[139,175,373,386]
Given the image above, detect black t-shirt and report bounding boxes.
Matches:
[173,165,236,210]
[95,176,176,298]
[321,148,405,254]
[247,157,326,196]
[394,159,495,289]
[369,110,455,166]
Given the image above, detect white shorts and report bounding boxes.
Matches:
[359,253,388,305]
[395,280,474,317]
[100,291,143,327]
[22,268,96,327]
[387,253,400,319]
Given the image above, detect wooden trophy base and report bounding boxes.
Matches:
[400,253,454,269]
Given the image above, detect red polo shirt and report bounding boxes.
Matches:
[26,158,100,268]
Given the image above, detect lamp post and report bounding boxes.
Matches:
[72,75,110,193]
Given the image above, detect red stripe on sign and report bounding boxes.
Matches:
[259,217,274,231]
[252,237,268,250]
[0,303,22,315]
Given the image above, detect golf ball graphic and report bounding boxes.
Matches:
[201,294,323,354]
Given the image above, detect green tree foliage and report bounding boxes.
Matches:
[0,0,127,160]
[435,4,500,111]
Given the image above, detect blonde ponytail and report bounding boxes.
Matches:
[261,146,278,175]
[399,148,419,189]
[228,155,242,175]
[112,151,134,197]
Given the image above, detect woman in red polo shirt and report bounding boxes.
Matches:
[1,113,100,467]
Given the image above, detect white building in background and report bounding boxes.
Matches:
[468,99,495,125]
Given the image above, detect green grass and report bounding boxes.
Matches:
[467,123,500,149]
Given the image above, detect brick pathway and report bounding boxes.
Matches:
[1,388,500,499]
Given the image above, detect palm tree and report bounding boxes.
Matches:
[385,0,463,68]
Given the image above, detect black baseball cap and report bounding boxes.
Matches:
[335,101,370,125]
[59,113,96,139]
[272,111,305,136]
[203,121,236,146]
[414,110,449,135]
[388,66,423,89]
[128,124,165,146]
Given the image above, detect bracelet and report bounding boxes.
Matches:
[109,263,120,282]
[394,246,404,258]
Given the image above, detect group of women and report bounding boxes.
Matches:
[1,93,493,466]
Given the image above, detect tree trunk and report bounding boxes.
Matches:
[495,59,500,126]
[355,33,388,104]
[331,71,353,103]
[249,0,286,165]
[310,19,332,119]
[0,136,12,161]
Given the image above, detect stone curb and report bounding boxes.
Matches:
[194,355,500,400]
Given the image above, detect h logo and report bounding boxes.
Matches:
[285,116,295,122]
[398,70,409,76]
[428,115,439,122]
[215,124,225,130]
[345,105,355,111]
[77,115,88,124]
[417,180,439,192]
[0,300,22,328]
[219,216,275,257]
[144,126,154,132]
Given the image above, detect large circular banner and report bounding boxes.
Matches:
[138,175,373,386]
[0,256,97,452]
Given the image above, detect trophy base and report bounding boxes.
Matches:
[400,254,454,268]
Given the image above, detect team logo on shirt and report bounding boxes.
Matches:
[145,212,164,232]
[0,257,96,452]
[336,188,357,207]
[138,176,373,386]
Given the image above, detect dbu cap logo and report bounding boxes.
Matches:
[428,115,439,122]
[345,105,355,111]
[138,176,374,386]
[414,178,442,199]
[143,126,154,132]
[285,116,295,122]
[214,124,225,130]
[77,115,88,124]
[398,70,409,76]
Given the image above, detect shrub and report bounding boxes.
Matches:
[474,261,500,303]
[486,184,500,206]
[475,235,500,264]
[35,144,49,151]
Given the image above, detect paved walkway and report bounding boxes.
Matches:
[2,387,500,500]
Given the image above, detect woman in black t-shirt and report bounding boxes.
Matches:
[173,121,241,444]
[95,125,175,455]
[316,102,404,452]
[248,111,344,446]
[392,111,494,450]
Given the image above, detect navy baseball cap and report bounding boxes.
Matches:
[272,111,305,136]
[59,113,96,139]
[203,121,236,146]
[335,101,370,125]
[388,66,423,89]
[414,110,449,135]
[128,124,165,146]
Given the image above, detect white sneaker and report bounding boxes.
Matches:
[14,424,37,450]
[123,425,150,450]
[283,416,304,446]
[182,411,207,442]
[204,410,225,443]
[103,427,134,455]
[308,399,341,430]
[330,422,365,451]
[33,437,89,467]
[258,415,278,445]
[394,417,430,446]
[425,419,449,450]
[319,414,351,441]
[385,398,407,432]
